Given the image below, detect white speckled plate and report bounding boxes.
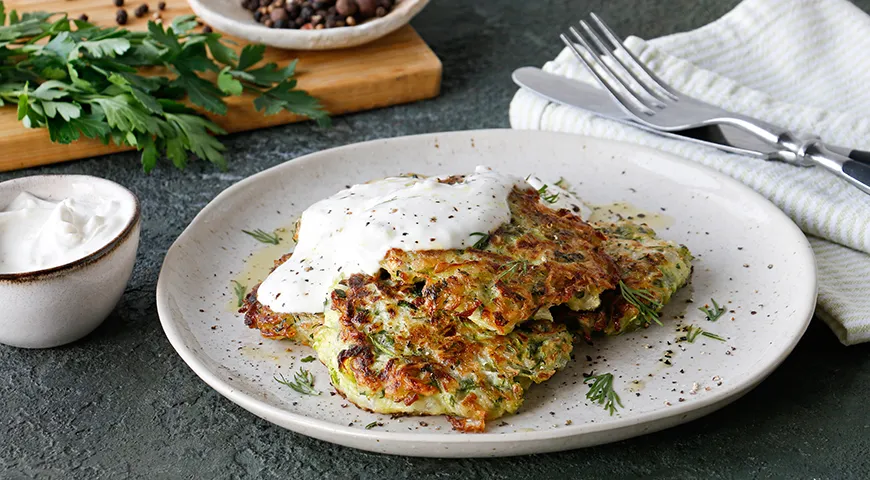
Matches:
[186,0,429,50]
[156,129,816,457]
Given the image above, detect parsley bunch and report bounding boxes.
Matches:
[0,2,329,171]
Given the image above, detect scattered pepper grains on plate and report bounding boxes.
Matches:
[241,0,397,30]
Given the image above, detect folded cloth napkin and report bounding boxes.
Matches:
[510,0,870,345]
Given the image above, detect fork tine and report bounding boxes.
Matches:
[589,12,680,101]
[565,26,657,114]
[579,19,668,106]
[559,34,646,117]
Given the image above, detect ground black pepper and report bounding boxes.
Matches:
[243,0,397,29]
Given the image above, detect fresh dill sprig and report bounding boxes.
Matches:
[684,325,726,343]
[619,280,663,326]
[685,325,703,343]
[243,228,281,245]
[698,298,726,322]
[231,280,246,307]
[365,421,380,429]
[496,259,530,281]
[701,331,726,342]
[274,369,320,395]
[584,372,623,415]
[537,184,559,204]
[469,232,490,249]
[300,355,316,363]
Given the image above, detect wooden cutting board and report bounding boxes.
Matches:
[0,0,442,171]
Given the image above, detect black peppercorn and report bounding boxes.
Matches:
[253,10,263,21]
[294,16,305,26]
[335,0,356,16]
[375,6,385,17]
[114,0,124,6]
[274,18,288,28]
[356,0,377,18]
[115,8,128,24]
[299,6,313,20]
[325,17,336,28]
[158,1,166,9]
[285,3,300,17]
[270,7,288,22]
[78,13,89,21]
[202,25,213,33]
[134,4,149,17]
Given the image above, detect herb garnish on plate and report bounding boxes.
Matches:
[275,368,320,395]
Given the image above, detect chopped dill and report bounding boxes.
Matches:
[397,300,418,310]
[496,259,530,281]
[685,325,703,343]
[469,232,490,249]
[365,421,379,429]
[684,325,726,343]
[300,355,317,363]
[584,372,623,415]
[701,331,726,342]
[231,280,247,308]
[619,280,663,326]
[274,369,320,396]
[698,298,726,322]
[537,184,559,204]
[243,228,281,245]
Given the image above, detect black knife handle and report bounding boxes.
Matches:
[847,149,870,166]
[843,160,870,188]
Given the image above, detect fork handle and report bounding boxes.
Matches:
[804,142,870,195]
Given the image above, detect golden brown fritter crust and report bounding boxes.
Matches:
[240,253,321,345]
[314,273,574,432]
[559,221,693,339]
[381,186,620,335]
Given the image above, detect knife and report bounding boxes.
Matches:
[512,67,870,186]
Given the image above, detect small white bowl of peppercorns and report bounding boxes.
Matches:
[185,0,429,50]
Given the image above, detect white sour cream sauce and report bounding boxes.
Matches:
[258,167,586,314]
[0,186,127,274]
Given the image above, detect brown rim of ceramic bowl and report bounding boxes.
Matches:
[0,176,141,283]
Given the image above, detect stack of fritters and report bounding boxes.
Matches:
[241,183,693,432]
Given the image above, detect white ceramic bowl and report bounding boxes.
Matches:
[187,0,430,50]
[0,175,140,349]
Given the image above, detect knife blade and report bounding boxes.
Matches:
[512,66,868,166]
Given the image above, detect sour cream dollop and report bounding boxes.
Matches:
[0,186,127,274]
[258,166,521,313]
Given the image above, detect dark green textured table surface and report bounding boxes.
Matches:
[3,1,870,478]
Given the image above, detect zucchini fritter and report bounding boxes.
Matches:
[243,186,620,339]
[563,221,693,338]
[381,186,620,335]
[313,273,574,432]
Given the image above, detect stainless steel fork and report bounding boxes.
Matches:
[561,13,870,195]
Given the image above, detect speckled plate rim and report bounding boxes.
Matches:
[156,129,816,457]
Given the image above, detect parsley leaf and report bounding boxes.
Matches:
[0,3,329,170]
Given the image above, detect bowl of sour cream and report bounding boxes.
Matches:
[0,175,140,348]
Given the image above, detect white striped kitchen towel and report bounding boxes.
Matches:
[510,0,870,345]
